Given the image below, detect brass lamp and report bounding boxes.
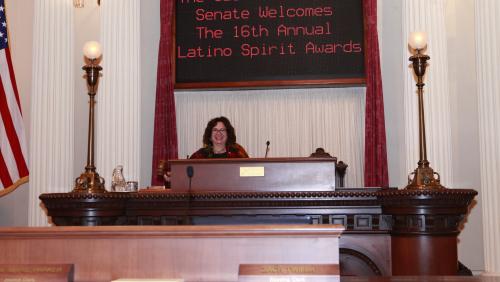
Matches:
[405,32,445,190]
[73,41,106,193]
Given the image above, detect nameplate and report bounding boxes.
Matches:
[112,279,184,282]
[238,264,339,282]
[239,167,265,177]
[0,264,74,282]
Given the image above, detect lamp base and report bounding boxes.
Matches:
[405,161,446,190]
[73,171,106,193]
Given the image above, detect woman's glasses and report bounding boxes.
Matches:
[212,128,227,133]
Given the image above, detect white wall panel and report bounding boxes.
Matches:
[97,0,141,187]
[475,0,500,275]
[175,88,365,187]
[29,0,74,226]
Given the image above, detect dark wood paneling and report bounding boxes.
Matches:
[392,235,457,275]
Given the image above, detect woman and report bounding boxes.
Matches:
[163,116,248,183]
[190,116,249,159]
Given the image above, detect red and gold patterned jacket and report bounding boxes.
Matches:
[189,143,249,159]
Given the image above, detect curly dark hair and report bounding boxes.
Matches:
[202,116,237,147]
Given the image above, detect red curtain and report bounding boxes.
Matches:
[151,0,178,186]
[363,0,389,187]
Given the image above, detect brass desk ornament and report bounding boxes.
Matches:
[73,41,106,193]
[405,32,445,190]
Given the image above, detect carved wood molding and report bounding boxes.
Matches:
[39,188,477,236]
[377,188,477,235]
[339,247,383,276]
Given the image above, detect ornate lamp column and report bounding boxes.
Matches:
[376,32,476,276]
[405,32,445,190]
[73,41,106,193]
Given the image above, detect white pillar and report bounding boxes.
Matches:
[97,0,141,187]
[29,0,74,226]
[475,0,500,275]
[402,0,454,188]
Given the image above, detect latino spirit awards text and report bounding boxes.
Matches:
[176,0,363,60]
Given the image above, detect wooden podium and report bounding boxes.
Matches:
[169,157,337,192]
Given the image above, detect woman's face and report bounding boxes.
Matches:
[210,121,228,147]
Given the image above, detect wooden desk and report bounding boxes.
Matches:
[341,277,500,282]
[40,188,477,276]
[0,225,343,282]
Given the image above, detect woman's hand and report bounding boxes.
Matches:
[163,171,172,182]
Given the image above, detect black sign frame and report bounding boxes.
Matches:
[174,0,366,89]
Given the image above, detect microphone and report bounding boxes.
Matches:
[186,165,194,224]
[265,140,270,158]
[186,166,194,178]
[186,166,194,193]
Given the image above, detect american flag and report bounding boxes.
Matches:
[0,0,29,195]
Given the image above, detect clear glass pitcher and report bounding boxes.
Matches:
[111,165,126,192]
